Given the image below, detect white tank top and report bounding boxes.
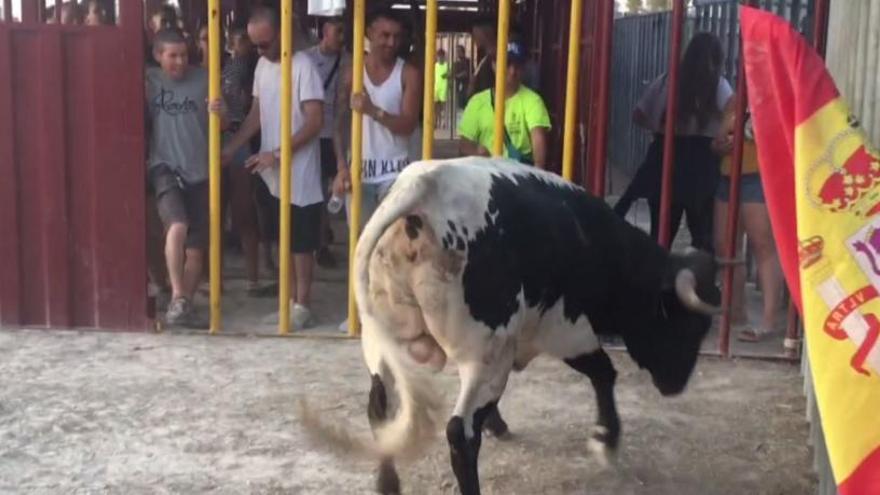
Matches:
[362,58,410,184]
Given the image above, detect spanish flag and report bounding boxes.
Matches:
[740,6,880,493]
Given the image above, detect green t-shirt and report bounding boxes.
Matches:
[458,86,551,160]
[434,61,449,100]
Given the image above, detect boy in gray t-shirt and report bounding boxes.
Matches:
[146,29,223,327]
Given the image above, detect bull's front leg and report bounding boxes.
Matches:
[564,349,620,466]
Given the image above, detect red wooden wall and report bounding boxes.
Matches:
[0,1,148,330]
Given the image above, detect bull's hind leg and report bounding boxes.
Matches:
[446,350,515,495]
[564,349,620,466]
[481,402,509,438]
[367,372,401,495]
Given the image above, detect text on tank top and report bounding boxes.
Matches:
[362,58,410,184]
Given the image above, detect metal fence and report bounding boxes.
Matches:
[608,0,815,188]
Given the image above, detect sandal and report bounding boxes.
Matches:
[737,326,774,343]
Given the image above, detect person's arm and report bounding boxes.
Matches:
[530,127,549,169]
[350,63,421,136]
[525,93,552,169]
[333,63,352,171]
[632,108,654,131]
[246,100,323,173]
[222,97,261,162]
[207,98,231,131]
[712,98,737,155]
[459,139,490,157]
[632,75,663,132]
[456,97,488,157]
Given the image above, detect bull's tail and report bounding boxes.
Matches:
[299,165,445,461]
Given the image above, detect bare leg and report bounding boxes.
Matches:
[293,253,314,307]
[165,222,188,299]
[182,248,204,300]
[742,202,783,332]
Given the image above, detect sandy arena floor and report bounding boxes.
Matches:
[0,329,815,494]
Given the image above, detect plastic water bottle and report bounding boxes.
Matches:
[327,194,344,214]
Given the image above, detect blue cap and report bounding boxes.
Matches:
[506,41,528,64]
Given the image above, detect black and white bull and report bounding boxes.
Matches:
[301,157,720,495]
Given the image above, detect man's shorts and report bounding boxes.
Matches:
[148,165,209,249]
[319,138,337,199]
[272,198,323,254]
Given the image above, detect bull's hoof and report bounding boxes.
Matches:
[587,425,619,469]
[483,407,510,440]
[376,459,401,495]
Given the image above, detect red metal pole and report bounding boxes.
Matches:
[719,50,749,358]
[658,0,685,248]
[784,300,801,359]
[813,0,830,58]
[22,0,39,23]
[590,0,613,197]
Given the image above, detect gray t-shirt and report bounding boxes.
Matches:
[304,45,349,138]
[146,66,209,184]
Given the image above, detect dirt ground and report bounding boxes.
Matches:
[0,328,815,495]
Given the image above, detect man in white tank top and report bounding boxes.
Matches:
[331,7,422,229]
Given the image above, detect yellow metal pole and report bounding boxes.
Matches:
[278,0,293,334]
[421,0,438,159]
[492,0,511,157]
[347,0,366,336]
[208,0,222,334]
[561,0,583,181]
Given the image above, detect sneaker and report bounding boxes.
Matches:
[292,304,313,329]
[165,297,190,327]
[338,319,349,333]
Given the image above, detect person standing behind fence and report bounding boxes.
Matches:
[331,7,422,333]
[218,25,273,297]
[146,29,225,328]
[614,32,732,253]
[222,7,325,329]
[712,100,783,343]
[453,44,470,111]
[83,0,107,26]
[468,16,497,99]
[305,16,349,270]
[434,48,449,129]
[458,41,550,168]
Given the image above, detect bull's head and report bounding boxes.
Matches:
[629,248,720,396]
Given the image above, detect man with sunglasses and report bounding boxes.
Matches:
[223,6,325,329]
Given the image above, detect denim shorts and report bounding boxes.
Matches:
[716,174,764,203]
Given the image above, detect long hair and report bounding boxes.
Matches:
[676,32,724,131]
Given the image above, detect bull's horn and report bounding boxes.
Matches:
[675,269,722,316]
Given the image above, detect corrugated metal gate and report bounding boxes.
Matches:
[0,2,148,331]
[608,0,815,189]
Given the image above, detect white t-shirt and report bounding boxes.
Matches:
[636,74,733,138]
[253,53,325,206]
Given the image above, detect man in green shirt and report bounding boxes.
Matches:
[458,41,551,168]
[434,48,449,129]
